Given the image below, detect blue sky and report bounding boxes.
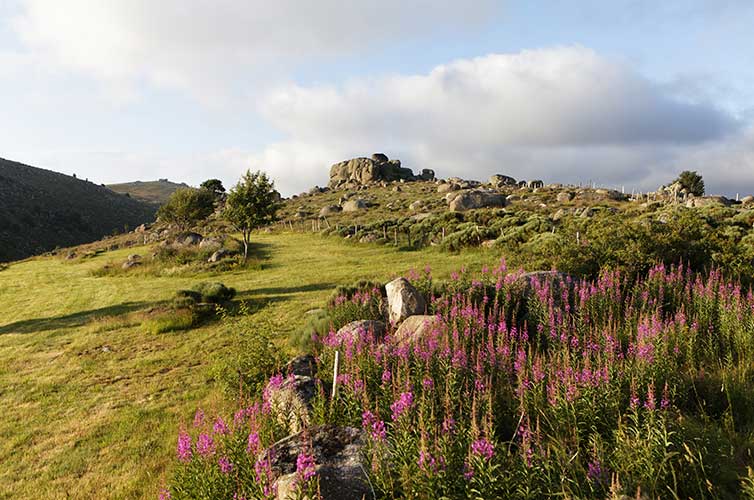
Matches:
[1,1,753,196]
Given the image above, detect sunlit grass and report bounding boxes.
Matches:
[0,231,496,498]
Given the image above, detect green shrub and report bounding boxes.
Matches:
[142,309,197,334]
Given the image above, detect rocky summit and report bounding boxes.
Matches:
[328,153,435,189]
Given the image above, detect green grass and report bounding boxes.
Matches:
[0,231,496,499]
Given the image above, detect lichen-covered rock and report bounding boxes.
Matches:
[265,374,317,435]
[328,154,416,188]
[394,315,443,345]
[489,174,517,187]
[527,180,544,189]
[448,190,507,212]
[264,425,372,500]
[207,249,232,263]
[386,278,426,324]
[335,320,386,344]
[341,199,367,212]
[319,205,342,217]
[686,196,731,208]
[556,191,574,203]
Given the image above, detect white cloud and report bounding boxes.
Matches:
[250,47,740,195]
[11,0,497,101]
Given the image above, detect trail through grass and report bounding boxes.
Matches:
[0,232,493,499]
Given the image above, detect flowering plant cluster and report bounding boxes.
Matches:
[167,261,754,498]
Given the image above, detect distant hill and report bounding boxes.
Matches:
[107,179,190,204]
[0,157,157,262]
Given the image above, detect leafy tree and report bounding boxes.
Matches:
[675,170,705,196]
[157,187,215,231]
[223,170,279,262]
[200,179,226,200]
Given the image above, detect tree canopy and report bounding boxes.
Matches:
[157,187,215,231]
[223,170,280,261]
[675,170,705,197]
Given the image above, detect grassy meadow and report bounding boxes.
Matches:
[0,231,494,499]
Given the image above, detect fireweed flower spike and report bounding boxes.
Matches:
[176,430,192,462]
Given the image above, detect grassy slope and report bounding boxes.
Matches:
[0,231,494,499]
[107,180,190,205]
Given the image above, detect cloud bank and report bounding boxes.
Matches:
[250,47,741,195]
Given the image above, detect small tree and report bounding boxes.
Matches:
[157,187,215,232]
[223,170,279,262]
[675,170,705,197]
[200,179,226,200]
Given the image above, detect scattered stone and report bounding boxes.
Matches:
[686,196,731,208]
[359,234,378,244]
[481,239,496,249]
[122,259,141,270]
[65,251,77,260]
[556,192,574,203]
[489,174,517,187]
[198,237,222,250]
[341,199,367,212]
[528,180,544,189]
[386,277,426,324]
[437,183,460,193]
[392,185,402,192]
[208,249,232,263]
[409,200,426,211]
[580,207,595,218]
[319,205,342,217]
[181,232,203,246]
[448,190,507,212]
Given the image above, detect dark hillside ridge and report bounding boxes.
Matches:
[0,157,157,262]
[107,179,190,205]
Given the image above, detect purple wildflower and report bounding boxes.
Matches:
[213,416,229,435]
[176,430,192,462]
[247,431,261,455]
[196,432,216,458]
[471,438,494,461]
[295,452,316,482]
[218,456,233,474]
[390,391,414,421]
[193,409,204,427]
[158,488,172,500]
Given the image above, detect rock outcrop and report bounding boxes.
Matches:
[385,278,426,324]
[328,154,423,189]
[447,190,507,212]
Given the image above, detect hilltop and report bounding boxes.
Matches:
[0,157,157,262]
[107,179,191,205]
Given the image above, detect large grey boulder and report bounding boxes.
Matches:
[319,205,342,217]
[265,426,372,500]
[335,320,386,344]
[180,232,203,246]
[394,315,443,345]
[207,249,232,263]
[341,199,367,212]
[686,196,731,208]
[556,191,574,203]
[266,374,317,435]
[528,180,544,189]
[437,183,460,193]
[489,174,517,187]
[386,278,426,324]
[448,190,507,212]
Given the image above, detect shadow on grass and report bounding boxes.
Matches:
[236,282,335,299]
[0,301,153,335]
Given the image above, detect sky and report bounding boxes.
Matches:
[1,1,754,196]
